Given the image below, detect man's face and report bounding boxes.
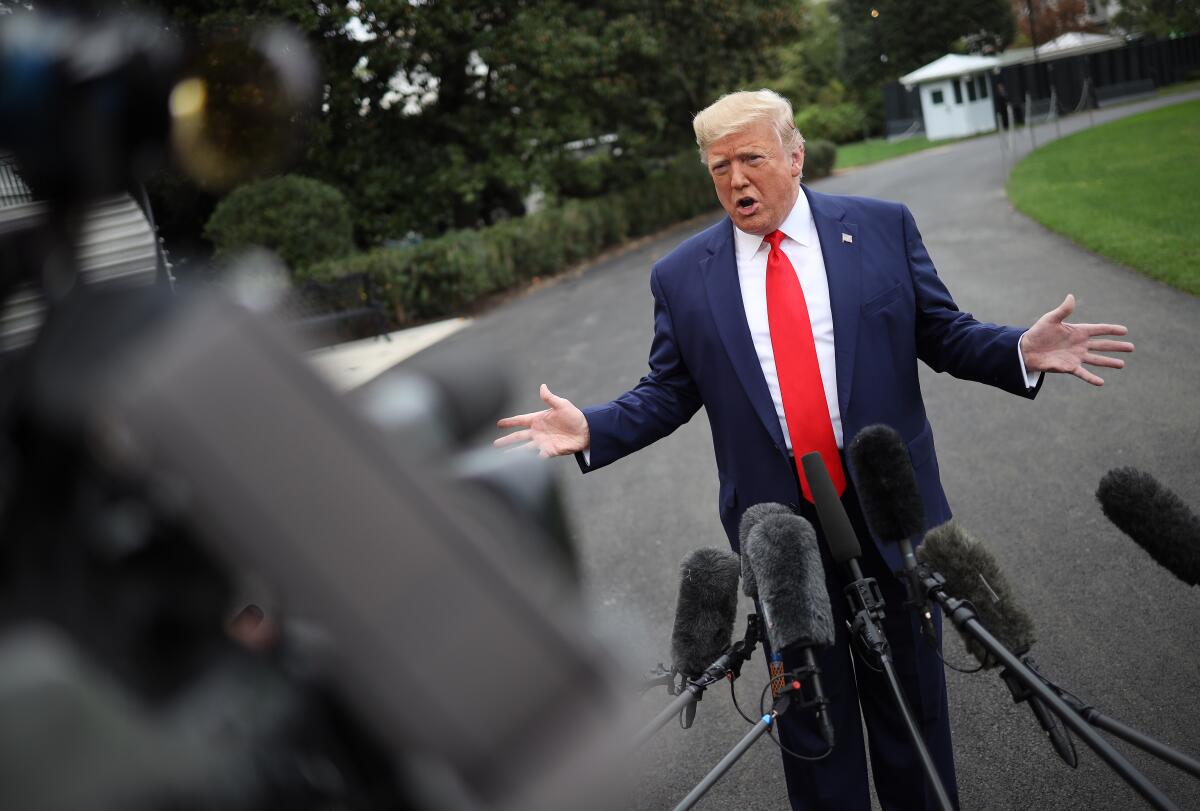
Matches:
[705,121,803,236]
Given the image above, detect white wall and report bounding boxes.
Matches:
[919,80,960,141]
[919,76,997,141]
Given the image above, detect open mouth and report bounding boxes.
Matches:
[736,196,759,216]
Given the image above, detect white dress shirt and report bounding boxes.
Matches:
[582,191,1037,463]
[732,191,1038,453]
[734,191,843,450]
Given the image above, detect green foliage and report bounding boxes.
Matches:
[204,175,354,271]
[148,0,801,250]
[803,140,838,179]
[1114,0,1200,36]
[796,82,868,144]
[833,0,1015,93]
[300,153,716,325]
[1007,101,1200,295]
[759,2,842,105]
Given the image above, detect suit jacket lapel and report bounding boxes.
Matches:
[805,186,861,419]
[700,219,787,453]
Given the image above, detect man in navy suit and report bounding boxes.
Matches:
[495,90,1132,810]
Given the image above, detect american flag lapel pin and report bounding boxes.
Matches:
[842,232,853,245]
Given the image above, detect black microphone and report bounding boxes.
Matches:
[800,452,955,810]
[847,424,937,645]
[742,512,836,747]
[670,548,742,679]
[919,522,1076,767]
[635,549,748,746]
[1097,467,1200,587]
[800,451,889,656]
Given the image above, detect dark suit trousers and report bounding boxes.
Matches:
[768,463,960,811]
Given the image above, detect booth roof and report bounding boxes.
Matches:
[997,32,1126,66]
[900,53,1001,88]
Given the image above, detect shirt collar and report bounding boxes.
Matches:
[733,186,811,266]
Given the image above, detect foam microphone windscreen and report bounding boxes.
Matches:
[738,502,794,597]
[670,548,741,677]
[1097,467,1200,587]
[918,522,1036,668]
[743,513,835,651]
[848,424,926,542]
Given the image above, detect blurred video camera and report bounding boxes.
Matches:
[0,8,627,811]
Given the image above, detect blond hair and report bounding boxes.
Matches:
[693,89,804,163]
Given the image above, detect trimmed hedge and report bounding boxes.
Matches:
[805,140,838,180]
[301,154,716,325]
[205,175,354,272]
[796,102,867,144]
[299,144,838,328]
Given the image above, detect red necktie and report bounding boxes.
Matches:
[764,230,846,502]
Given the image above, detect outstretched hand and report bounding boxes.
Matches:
[1020,294,1133,386]
[494,384,590,458]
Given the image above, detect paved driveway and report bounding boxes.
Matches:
[412,92,1200,810]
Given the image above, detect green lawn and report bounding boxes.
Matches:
[1007,100,1200,295]
[833,135,967,170]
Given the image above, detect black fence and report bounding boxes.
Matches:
[883,31,1200,138]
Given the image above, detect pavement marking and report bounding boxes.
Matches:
[307,317,471,391]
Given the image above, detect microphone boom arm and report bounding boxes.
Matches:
[1022,656,1200,780]
[633,613,761,747]
[918,566,1183,811]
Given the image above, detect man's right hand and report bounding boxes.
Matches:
[494,384,589,458]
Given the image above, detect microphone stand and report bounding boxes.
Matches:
[918,566,1183,811]
[894,542,1082,771]
[671,657,833,811]
[797,450,952,811]
[672,691,792,811]
[633,614,760,748]
[1021,657,1200,779]
[841,558,956,811]
[998,664,1078,768]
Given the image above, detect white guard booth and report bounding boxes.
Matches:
[900,54,1000,141]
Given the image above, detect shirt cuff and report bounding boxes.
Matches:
[581,448,591,466]
[1017,335,1041,389]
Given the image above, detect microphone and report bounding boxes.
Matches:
[635,548,753,747]
[738,502,794,694]
[800,451,888,656]
[917,522,1034,664]
[670,548,741,679]
[742,512,836,747]
[918,522,1076,767]
[847,424,936,644]
[738,502,794,584]
[1097,467,1200,587]
[799,451,954,810]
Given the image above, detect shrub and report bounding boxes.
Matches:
[300,151,718,328]
[804,140,838,180]
[795,102,867,145]
[204,175,354,272]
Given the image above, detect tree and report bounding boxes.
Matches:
[834,0,1015,92]
[1011,0,1099,48]
[1115,0,1200,37]
[141,0,804,249]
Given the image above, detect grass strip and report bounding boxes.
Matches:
[834,135,968,170]
[1007,100,1200,295]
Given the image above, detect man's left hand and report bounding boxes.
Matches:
[1021,294,1134,386]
